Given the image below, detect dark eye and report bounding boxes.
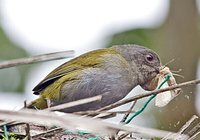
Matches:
[145,54,154,62]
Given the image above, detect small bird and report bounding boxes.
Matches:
[28,44,161,112]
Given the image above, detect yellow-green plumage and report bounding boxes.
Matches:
[30,70,81,109]
[40,47,117,82]
[28,44,161,112]
[28,48,118,109]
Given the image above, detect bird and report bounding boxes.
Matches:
[27,44,161,112]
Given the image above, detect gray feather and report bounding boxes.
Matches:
[52,53,137,112]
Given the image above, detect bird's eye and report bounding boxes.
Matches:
[145,54,154,62]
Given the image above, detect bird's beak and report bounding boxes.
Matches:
[155,66,160,74]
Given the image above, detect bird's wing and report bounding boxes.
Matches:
[41,53,132,112]
[32,48,117,94]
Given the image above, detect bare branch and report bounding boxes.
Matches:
[0,50,74,69]
[24,101,31,140]
[120,101,137,123]
[0,109,187,139]
[32,127,63,139]
[77,79,200,116]
[0,109,116,135]
[117,132,132,140]
[45,95,102,111]
[162,115,200,140]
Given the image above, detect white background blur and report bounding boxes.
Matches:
[0,0,199,127]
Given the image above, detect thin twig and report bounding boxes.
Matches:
[116,101,137,138]
[0,109,115,135]
[0,109,187,139]
[76,79,200,116]
[162,59,175,68]
[0,122,25,127]
[120,101,137,123]
[189,131,200,140]
[107,110,135,114]
[24,101,31,140]
[162,115,200,140]
[84,109,136,119]
[45,95,102,111]
[180,115,200,140]
[75,110,135,116]
[117,132,132,140]
[0,95,102,127]
[179,115,199,134]
[32,127,63,139]
[92,112,117,119]
[0,50,74,69]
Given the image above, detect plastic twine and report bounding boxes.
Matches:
[125,74,171,124]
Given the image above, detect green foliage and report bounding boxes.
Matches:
[1,132,18,140]
[0,25,30,92]
[107,28,158,49]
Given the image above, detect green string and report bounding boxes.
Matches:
[64,130,101,140]
[125,74,171,124]
[63,74,171,139]
[88,136,101,140]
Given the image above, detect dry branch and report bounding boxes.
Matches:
[0,50,74,69]
[120,101,137,123]
[0,109,187,139]
[77,79,200,116]
[179,115,200,140]
[0,50,199,139]
[162,115,200,140]
[45,95,102,111]
[32,127,63,139]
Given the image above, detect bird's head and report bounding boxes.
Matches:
[113,44,161,91]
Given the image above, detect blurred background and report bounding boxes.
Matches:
[0,0,199,135]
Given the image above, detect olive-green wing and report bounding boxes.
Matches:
[32,48,117,94]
